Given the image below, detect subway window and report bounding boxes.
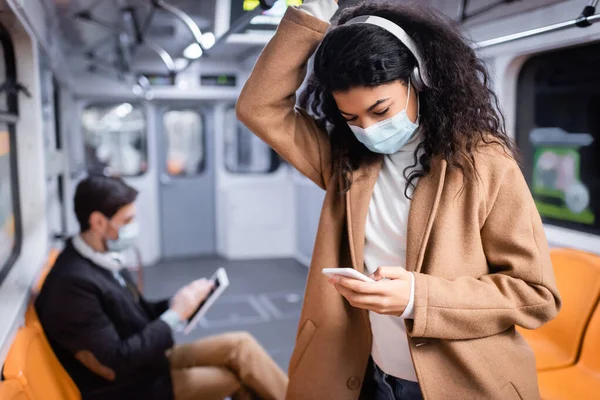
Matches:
[0,21,21,284]
[224,105,280,173]
[81,103,148,177]
[0,47,6,115]
[516,42,600,235]
[0,123,18,282]
[163,109,205,176]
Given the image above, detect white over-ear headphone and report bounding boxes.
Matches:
[344,15,431,92]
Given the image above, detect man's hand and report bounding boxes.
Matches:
[328,267,412,316]
[170,279,213,321]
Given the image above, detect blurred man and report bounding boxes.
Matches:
[36,175,287,400]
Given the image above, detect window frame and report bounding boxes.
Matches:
[52,76,68,239]
[515,42,600,236]
[223,104,281,175]
[0,20,23,285]
[81,101,149,177]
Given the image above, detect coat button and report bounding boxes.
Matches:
[347,377,361,390]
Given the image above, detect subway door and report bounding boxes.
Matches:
[79,101,161,265]
[215,103,295,259]
[157,105,215,259]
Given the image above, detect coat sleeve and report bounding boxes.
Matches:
[121,268,170,320]
[407,161,561,340]
[147,299,171,319]
[43,278,174,380]
[236,7,332,190]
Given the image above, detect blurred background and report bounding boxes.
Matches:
[0,0,598,398]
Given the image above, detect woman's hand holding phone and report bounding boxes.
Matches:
[327,266,412,316]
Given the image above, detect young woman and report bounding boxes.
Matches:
[237,1,561,399]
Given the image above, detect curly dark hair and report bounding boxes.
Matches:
[298,1,515,194]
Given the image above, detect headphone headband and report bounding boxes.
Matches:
[345,15,431,90]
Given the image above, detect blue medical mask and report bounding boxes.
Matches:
[348,79,419,154]
[106,221,140,252]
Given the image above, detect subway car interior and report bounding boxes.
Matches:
[0,0,599,399]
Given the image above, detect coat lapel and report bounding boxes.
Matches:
[346,157,382,273]
[406,158,447,273]
[345,156,447,274]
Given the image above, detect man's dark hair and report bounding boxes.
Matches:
[74,175,138,231]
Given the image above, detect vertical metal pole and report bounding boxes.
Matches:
[457,0,469,22]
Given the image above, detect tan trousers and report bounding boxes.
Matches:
[169,332,288,400]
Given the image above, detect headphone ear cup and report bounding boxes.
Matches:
[411,66,425,92]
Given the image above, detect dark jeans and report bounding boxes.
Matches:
[373,362,423,400]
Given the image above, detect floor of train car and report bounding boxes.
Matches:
[143,257,308,371]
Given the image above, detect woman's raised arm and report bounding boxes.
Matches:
[236,6,335,190]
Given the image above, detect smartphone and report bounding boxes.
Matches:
[183,267,229,334]
[322,268,375,283]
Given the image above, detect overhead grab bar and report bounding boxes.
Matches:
[74,11,121,31]
[152,0,204,45]
[207,0,277,54]
[121,7,174,73]
[477,0,599,48]
[458,0,520,23]
[144,41,176,72]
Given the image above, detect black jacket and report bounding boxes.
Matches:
[35,241,175,400]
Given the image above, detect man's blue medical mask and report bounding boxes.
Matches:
[348,79,419,155]
[106,221,140,252]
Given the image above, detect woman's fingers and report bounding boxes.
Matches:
[328,275,381,294]
[332,278,410,315]
[333,284,381,308]
[373,266,411,281]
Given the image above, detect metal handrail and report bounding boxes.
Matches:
[477,0,599,48]
[144,41,176,72]
[207,0,277,55]
[153,0,204,45]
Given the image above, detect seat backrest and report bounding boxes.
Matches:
[3,323,80,400]
[527,248,600,357]
[33,248,61,295]
[0,380,28,400]
[580,299,600,371]
[24,303,39,327]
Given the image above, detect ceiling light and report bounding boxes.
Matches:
[183,43,203,59]
[177,78,190,90]
[115,103,133,117]
[174,58,189,71]
[201,32,215,49]
[137,75,151,88]
[132,85,143,96]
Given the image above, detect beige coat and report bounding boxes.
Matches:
[237,8,560,400]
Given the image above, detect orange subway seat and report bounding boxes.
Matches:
[518,248,600,371]
[538,301,600,399]
[24,303,40,328]
[3,323,80,400]
[0,379,28,400]
[33,248,61,295]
